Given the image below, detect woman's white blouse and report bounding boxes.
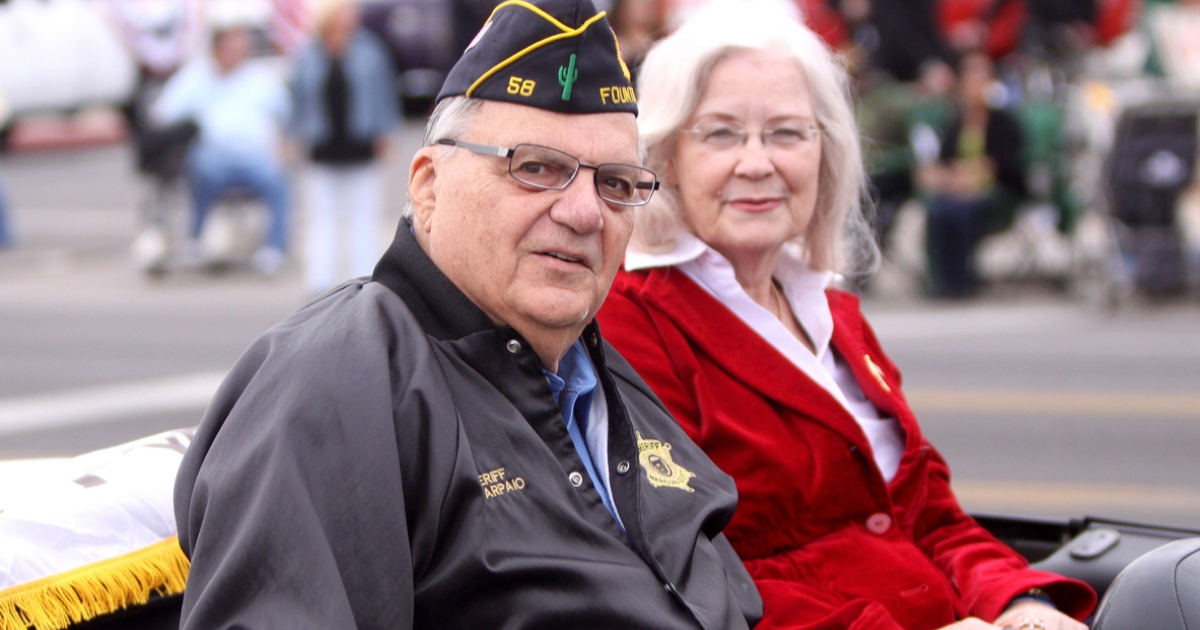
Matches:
[625,234,906,483]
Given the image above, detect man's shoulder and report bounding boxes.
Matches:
[191,281,437,457]
[237,280,433,387]
[279,280,424,346]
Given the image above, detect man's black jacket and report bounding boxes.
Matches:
[175,224,762,629]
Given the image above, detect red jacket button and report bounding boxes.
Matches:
[866,512,892,535]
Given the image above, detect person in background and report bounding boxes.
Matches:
[97,0,205,134]
[289,0,398,296]
[845,0,956,85]
[608,0,664,82]
[1142,0,1200,86]
[597,3,1094,628]
[0,90,12,249]
[1022,0,1097,62]
[152,25,292,275]
[920,50,1026,298]
[0,170,11,250]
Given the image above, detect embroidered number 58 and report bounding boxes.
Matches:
[507,76,536,97]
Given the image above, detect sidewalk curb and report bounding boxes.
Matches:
[5,110,129,153]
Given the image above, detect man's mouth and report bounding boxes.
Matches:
[544,251,584,264]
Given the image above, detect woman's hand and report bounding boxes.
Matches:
[994,601,1087,630]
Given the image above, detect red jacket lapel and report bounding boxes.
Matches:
[638,268,874,452]
[826,289,928,489]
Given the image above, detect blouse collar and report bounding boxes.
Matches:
[624,234,836,360]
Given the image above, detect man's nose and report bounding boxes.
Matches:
[550,173,605,234]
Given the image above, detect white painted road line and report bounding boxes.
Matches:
[0,372,225,437]
[866,306,1075,340]
[908,389,1200,418]
[1,375,1196,441]
[954,480,1200,513]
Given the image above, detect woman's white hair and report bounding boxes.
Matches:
[633,0,877,274]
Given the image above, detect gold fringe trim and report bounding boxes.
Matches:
[0,537,189,630]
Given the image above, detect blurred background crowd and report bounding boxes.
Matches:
[0,0,1199,302]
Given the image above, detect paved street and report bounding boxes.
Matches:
[868,300,1200,528]
[2,120,1199,530]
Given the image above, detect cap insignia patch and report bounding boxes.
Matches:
[559,54,579,100]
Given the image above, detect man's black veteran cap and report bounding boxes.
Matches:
[436,0,637,115]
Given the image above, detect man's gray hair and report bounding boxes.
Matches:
[402,96,486,220]
[630,0,878,275]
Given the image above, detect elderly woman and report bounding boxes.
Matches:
[290,0,397,295]
[596,4,1095,629]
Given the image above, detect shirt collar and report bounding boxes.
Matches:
[372,220,497,341]
[543,340,598,405]
[625,233,837,359]
[624,232,709,271]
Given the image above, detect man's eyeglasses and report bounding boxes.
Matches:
[436,139,661,206]
[682,119,822,151]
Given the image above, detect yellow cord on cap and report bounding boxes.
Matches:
[611,30,631,81]
[485,0,575,33]
[465,7,609,98]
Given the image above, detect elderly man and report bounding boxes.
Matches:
[174,1,761,628]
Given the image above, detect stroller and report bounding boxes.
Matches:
[130,122,274,277]
[1104,100,1200,296]
[130,121,198,277]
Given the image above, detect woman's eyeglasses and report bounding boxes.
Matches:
[436,139,661,206]
[681,119,822,151]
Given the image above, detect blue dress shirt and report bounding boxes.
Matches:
[544,340,623,529]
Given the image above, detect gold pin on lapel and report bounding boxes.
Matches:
[864,355,891,392]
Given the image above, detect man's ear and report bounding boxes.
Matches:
[408,148,438,234]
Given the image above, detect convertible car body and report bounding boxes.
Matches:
[1,430,1196,630]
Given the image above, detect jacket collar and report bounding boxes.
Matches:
[371,221,687,559]
[633,269,932,492]
[372,221,498,341]
[371,220,667,416]
[626,233,837,361]
[634,268,871,451]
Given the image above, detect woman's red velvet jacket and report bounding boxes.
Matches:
[597,267,1096,630]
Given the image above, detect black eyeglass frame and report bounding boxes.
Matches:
[436,139,661,206]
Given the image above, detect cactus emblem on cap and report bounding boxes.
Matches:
[559,54,578,101]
